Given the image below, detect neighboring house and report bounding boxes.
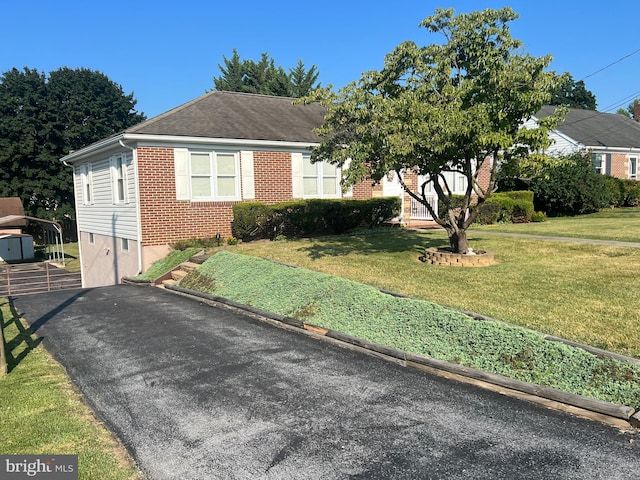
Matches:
[0,198,27,234]
[528,106,640,179]
[61,91,378,287]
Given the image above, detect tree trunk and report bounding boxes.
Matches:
[448,229,470,254]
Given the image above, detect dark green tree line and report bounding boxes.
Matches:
[0,67,145,219]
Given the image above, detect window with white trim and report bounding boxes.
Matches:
[630,157,638,179]
[121,237,129,253]
[302,154,340,198]
[111,154,128,203]
[80,164,93,205]
[189,151,240,200]
[88,232,95,245]
[593,153,604,174]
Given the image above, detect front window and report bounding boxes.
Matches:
[302,154,339,197]
[81,164,93,205]
[593,153,604,174]
[114,155,127,202]
[190,151,239,200]
[629,157,637,179]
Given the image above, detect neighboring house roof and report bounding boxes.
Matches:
[535,106,640,149]
[0,198,26,227]
[126,90,325,143]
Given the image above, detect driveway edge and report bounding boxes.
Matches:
[162,283,638,431]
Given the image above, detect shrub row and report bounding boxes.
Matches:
[438,191,536,225]
[232,197,401,241]
[477,191,535,224]
[499,155,640,216]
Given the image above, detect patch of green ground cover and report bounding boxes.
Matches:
[231,229,640,359]
[471,208,640,242]
[135,247,201,281]
[0,300,142,479]
[181,251,640,410]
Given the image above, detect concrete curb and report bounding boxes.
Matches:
[161,283,638,431]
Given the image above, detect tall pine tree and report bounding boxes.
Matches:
[213,50,320,97]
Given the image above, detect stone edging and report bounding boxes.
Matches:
[421,247,496,267]
[159,283,639,430]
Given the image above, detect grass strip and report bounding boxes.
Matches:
[180,250,640,410]
[0,300,142,480]
[134,247,200,281]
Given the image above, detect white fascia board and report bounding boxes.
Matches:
[60,135,125,164]
[128,134,319,150]
[60,134,318,164]
[585,146,640,153]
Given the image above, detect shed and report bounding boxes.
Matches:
[0,234,35,262]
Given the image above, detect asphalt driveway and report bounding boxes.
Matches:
[11,285,640,479]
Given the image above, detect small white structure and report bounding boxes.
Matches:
[0,234,35,262]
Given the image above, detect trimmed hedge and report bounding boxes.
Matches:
[476,191,535,224]
[179,251,640,410]
[232,197,401,241]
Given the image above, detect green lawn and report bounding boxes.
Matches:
[229,217,640,360]
[471,208,640,242]
[0,300,142,480]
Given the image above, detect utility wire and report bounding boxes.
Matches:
[579,47,640,81]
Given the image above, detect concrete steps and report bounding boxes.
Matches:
[160,255,210,288]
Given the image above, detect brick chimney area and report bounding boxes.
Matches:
[634,102,640,122]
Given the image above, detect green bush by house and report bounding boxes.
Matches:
[232,197,401,241]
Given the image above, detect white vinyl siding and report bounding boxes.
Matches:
[74,150,138,241]
[173,148,243,201]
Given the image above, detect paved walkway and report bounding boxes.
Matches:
[470,230,640,248]
[11,285,640,479]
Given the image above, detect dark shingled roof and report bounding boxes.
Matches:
[126,91,325,143]
[0,198,26,227]
[536,105,640,149]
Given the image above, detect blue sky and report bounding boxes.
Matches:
[3,1,639,118]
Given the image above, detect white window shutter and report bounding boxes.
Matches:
[342,158,353,197]
[174,148,190,200]
[240,150,255,200]
[291,152,303,198]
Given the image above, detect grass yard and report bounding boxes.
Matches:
[0,300,142,480]
[227,221,640,360]
[471,208,640,242]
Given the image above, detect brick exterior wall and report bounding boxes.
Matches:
[609,153,630,179]
[137,146,237,244]
[137,146,377,246]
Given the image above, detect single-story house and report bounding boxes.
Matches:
[61,91,379,287]
[61,91,496,288]
[528,106,640,179]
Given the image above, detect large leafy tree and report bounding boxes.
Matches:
[213,49,320,97]
[0,67,145,219]
[302,7,561,253]
[549,72,596,110]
